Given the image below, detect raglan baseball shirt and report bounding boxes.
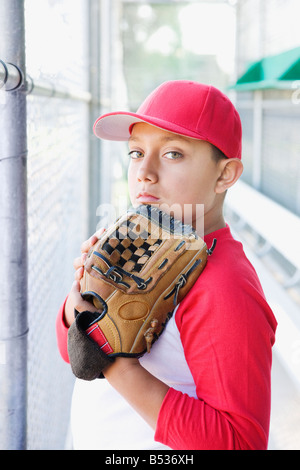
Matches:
[56,225,277,450]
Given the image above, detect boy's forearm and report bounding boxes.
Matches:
[103,358,169,430]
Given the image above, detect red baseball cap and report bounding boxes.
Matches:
[93,80,242,160]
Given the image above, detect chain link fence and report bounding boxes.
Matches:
[25,0,90,449]
[26,95,89,449]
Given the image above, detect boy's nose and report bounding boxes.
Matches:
[136,155,158,183]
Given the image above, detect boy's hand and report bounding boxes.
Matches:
[64,281,97,327]
[64,229,105,327]
[74,229,105,281]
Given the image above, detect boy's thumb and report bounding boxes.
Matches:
[71,280,98,313]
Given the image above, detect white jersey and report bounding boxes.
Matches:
[70,307,196,450]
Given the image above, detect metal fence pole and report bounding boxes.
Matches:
[0,0,28,450]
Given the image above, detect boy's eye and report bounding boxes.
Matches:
[128,150,144,159]
[163,151,183,160]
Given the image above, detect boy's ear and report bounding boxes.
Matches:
[215,158,244,194]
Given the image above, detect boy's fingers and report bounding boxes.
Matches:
[70,280,81,295]
[69,280,82,305]
[81,235,97,253]
[65,281,98,327]
[72,228,107,288]
[95,227,106,238]
[74,266,84,281]
[80,228,105,254]
[73,253,87,270]
[70,281,98,313]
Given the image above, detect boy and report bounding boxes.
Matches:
[56,80,277,450]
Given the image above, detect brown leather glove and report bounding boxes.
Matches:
[68,205,215,380]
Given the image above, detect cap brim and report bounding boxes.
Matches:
[93,111,207,142]
[93,112,146,141]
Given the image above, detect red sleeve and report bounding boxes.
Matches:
[155,242,277,450]
[55,297,70,363]
[155,387,240,450]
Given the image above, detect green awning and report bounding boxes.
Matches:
[230,46,300,91]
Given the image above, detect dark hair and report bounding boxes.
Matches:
[211,144,227,163]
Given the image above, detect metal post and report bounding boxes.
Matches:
[0,0,28,450]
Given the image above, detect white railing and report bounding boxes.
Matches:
[226,180,300,389]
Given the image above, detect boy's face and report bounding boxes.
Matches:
[127,123,227,233]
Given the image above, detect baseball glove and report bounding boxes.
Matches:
[67,205,215,380]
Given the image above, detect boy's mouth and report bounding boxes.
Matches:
[136,192,160,204]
